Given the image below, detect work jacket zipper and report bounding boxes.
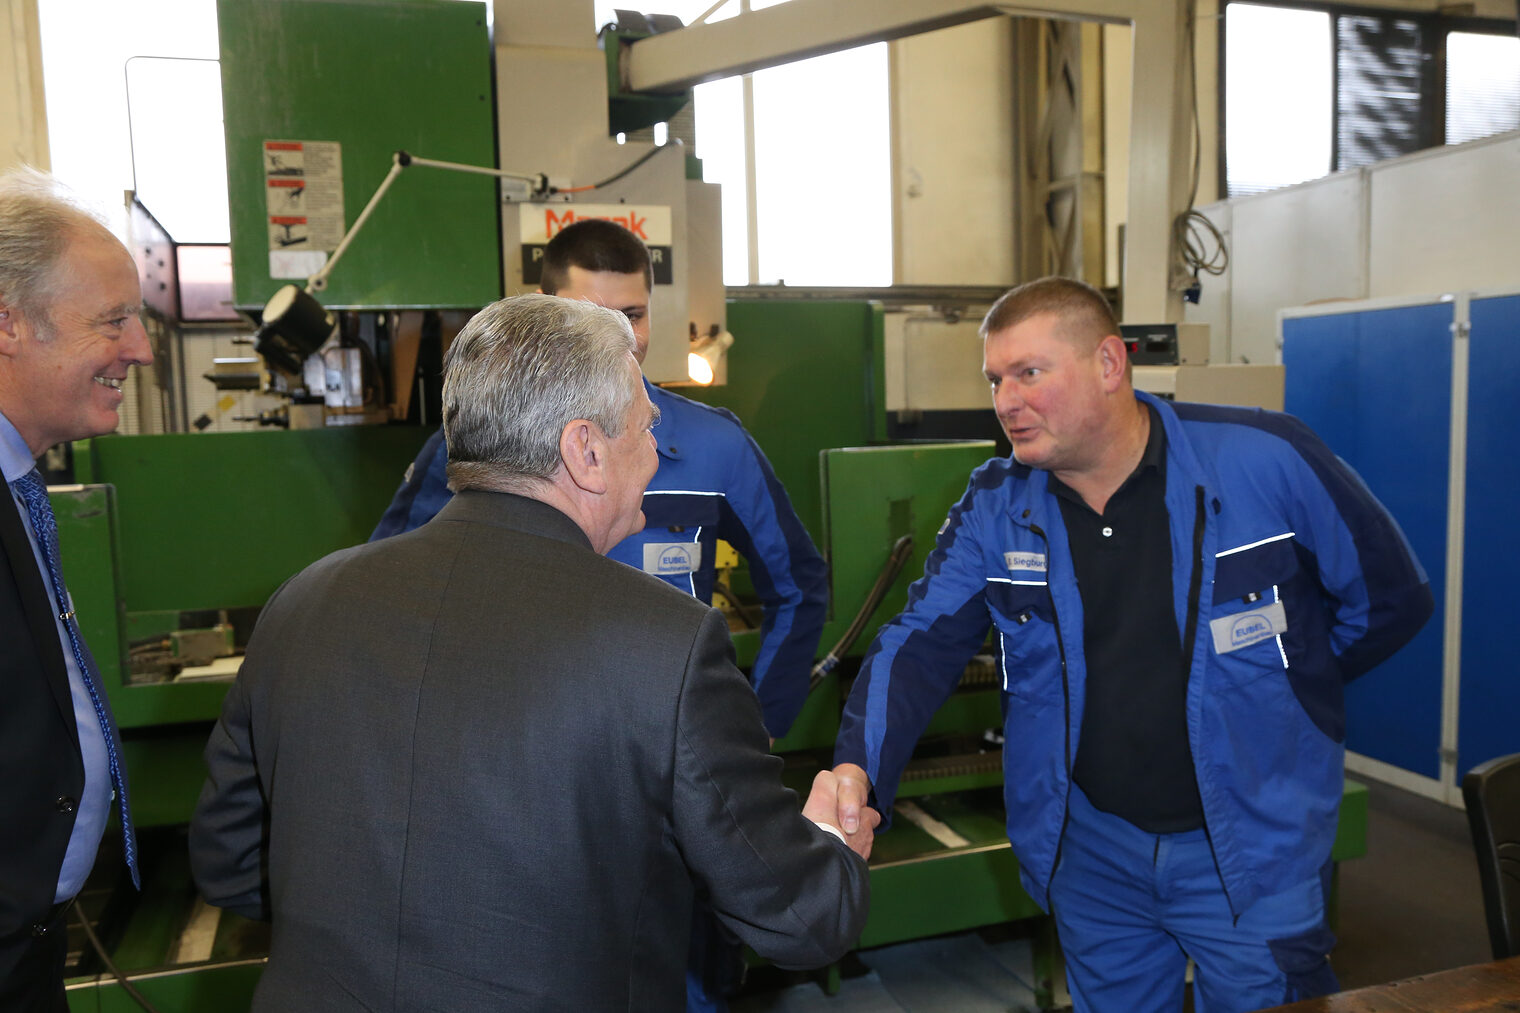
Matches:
[1180,486,1207,676]
[1026,523,1071,778]
[1029,521,1074,902]
[1181,484,1240,919]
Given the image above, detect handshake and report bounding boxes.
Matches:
[801,763,880,860]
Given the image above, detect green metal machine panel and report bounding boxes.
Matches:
[861,845,1041,950]
[56,428,423,731]
[1333,779,1369,861]
[822,442,996,655]
[120,732,223,826]
[678,300,888,683]
[74,427,429,615]
[219,0,500,309]
[50,485,126,701]
[47,485,232,730]
[68,961,264,1012]
[772,442,996,753]
[684,300,888,545]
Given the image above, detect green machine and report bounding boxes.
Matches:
[55,427,428,1009]
[219,0,500,311]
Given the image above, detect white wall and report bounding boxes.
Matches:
[1186,129,1520,365]
[890,18,1017,286]
[1,0,49,172]
[1368,136,1520,298]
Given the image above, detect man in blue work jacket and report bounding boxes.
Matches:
[370,218,829,1012]
[828,277,1433,1012]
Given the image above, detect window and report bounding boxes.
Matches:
[1224,4,1333,197]
[1336,15,1427,170]
[1223,3,1519,198]
[38,0,222,239]
[1447,31,1520,145]
[123,57,230,242]
[750,44,891,286]
[596,1,893,286]
[40,1,892,283]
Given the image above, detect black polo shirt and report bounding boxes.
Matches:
[1048,404,1204,834]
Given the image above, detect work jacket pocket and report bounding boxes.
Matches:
[1209,536,1299,683]
[986,581,1062,701]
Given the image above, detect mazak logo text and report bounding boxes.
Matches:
[546,208,648,240]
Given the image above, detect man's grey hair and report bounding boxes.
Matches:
[0,167,112,334]
[444,293,641,492]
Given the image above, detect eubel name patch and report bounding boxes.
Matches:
[1209,600,1288,654]
[643,541,701,576]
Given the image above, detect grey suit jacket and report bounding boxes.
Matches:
[189,490,868,1011]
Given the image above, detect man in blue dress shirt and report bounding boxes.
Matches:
[371,219,829,1011]
[0,168,151,1011]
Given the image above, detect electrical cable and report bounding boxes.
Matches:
[1184,0,1202,212]
[809,535,914,692]
[1170,0,1229,297]
[71,899,163,1013]
[712,582,760,628]
[551,144,671,194]
[1174,208,1228,278]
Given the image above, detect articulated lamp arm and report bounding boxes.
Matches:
[304,150,550,294]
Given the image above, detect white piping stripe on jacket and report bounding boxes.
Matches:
[1216,531,1296,558]
[1273,584,1290,669]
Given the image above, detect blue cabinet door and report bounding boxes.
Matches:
[1459,293,1520,775]
[1283,301,1452,780]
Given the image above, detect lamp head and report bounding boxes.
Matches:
[687,329,734,386]
[255,284,334,377]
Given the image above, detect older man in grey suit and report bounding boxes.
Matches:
[189,294,873,1011]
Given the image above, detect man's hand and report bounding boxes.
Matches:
[802,764,878,860]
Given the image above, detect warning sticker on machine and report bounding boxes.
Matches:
[519,204,672,285]
[263,140,345,277]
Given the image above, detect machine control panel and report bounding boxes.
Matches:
[1121,322,1210,365]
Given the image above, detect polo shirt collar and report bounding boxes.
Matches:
[1046,401,1165,508]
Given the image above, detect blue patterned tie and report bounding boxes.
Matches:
[14,468,140,889]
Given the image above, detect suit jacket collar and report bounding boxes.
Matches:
[0,444,79,743]
[436,489,595,553]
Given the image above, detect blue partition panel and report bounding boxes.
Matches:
[1283,302,1452,779]
[1459,293,1520,775]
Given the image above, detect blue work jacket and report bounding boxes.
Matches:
[371,380,829,738]
[835,392,1432,914]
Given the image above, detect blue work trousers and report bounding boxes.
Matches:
[1049,786,1339,1013]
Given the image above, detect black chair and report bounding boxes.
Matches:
[1463,752,1520,959]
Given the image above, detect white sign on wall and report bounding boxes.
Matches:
[263,140,345,279]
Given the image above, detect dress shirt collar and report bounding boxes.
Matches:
[0,409,38,484]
